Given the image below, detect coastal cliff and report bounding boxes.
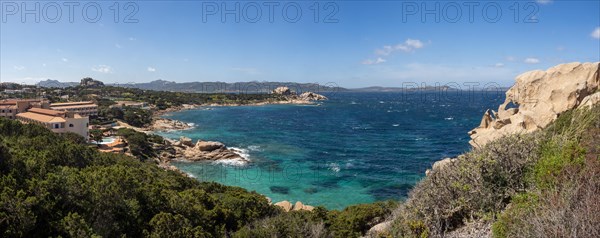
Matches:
[469,62,600,147]
[371,62,600,238]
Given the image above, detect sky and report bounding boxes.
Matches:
[1,0,599,88]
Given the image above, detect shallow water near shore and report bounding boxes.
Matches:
[158,91,504,210]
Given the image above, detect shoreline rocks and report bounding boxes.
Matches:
[274,200,315,212]
[159,137,249,165]
[469,62,600,148]
[149,118,194,131]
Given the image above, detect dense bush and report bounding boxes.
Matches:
[234,201,397,238]
[0,118,398,237]
[492,107,600,238]
[388,106,600,237]
[389,134,540,237]
[117,128,157,161]
[0,118,278,237]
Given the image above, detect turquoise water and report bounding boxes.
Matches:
[158,91,504,210]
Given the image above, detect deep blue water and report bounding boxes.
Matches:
[158,91,504,210]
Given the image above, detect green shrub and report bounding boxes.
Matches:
[0,118,276,237]
[390,134,540,237]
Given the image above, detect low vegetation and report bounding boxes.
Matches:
[0,118,396,237]
[386,106,600,237]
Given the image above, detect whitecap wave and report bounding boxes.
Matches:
[248,145,262,151]
[229,147,251,160]
[392,124,400,127]
[212,158,248,167]
[185,172,196,178]
[444,117,454,120]
[328,163,341,173]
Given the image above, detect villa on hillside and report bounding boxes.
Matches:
[1,99,96,139]
[0,99,49,119]
[50,101,98,117]
[16,108,89,138]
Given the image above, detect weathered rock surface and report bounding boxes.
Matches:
[272,86,292,95]
[580,92,600,108]
[158,138,248,165]
[194,141,225,152]
[469,62,600,147]
[179,136,194,147]
[425,157,458,176]
[274,201,293,212]
[150,118,193,131]
[367,221,392,236]
[181,140,245,162]
[273,200,315,212]
[292,201,315,211]
[299,92,328,101]
[272,86,328,102]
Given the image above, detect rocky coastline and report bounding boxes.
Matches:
[425,62,600,178]
[469,62,599,148]
[146,88,328,210]
[150,88,327,166]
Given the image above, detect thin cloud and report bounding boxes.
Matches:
[13,65,25,71]
[524,58,540,64]
[92,65,113,73]
[61,58,68,62]
[375,39,425,56]
[494,63,505,68]
[362,57,386,65]
[592,27,600,39]
[231,67,260,75]
[129,37,137,41]
[536,0,552,4]
[147,67,156,72]
[115,44,122,48]
[506,56,516,62]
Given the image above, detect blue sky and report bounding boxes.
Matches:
[1,0,599,88]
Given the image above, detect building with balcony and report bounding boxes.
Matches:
[16,108,89,138]
[50,101,98,117]
[0,99,48,119]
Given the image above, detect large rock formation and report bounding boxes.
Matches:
[272,86,292,95]
[158,137,249,165]
[299,92,328,101]
[150,118,193,131]
[272,86,328,103]
[181,140,246,162]
[469,62,600,147]
[80,77,104,87]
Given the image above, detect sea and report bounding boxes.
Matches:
[157,91,504,210]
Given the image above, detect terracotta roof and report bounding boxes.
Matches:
[50,101,95,107]
[0,99,43,105]
[27,108,66,116]
[17,112,66,123]
[0,105,17,109]
[51,104,98,109]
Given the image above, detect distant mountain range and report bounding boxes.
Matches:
[35,79,494,93]
[36,79,79,88]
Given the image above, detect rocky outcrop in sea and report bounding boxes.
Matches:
[272,86,328,103]
[159,137,249,165]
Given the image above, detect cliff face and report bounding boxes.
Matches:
[469,62,600,147]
